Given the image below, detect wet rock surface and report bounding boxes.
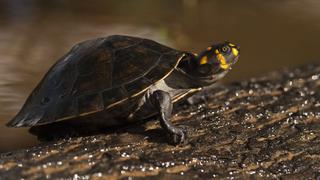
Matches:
[1,65,320,179]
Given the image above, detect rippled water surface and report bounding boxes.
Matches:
[1,0,320,152]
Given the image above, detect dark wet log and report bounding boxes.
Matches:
[1,65,320,179]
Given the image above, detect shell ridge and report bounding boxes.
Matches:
[114,38,144,51]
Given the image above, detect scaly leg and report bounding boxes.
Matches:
[150,90,186,144]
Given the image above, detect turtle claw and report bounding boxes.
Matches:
[168,127,187,145]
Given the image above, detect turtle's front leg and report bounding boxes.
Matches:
[150,90,186,144]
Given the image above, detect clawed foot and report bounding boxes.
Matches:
[168,126,188,145]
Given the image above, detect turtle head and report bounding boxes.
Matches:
[191,42,240,85]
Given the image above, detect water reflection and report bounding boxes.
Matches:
[0,0,320,152]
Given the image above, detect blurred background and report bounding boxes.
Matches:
[0,0,320,152]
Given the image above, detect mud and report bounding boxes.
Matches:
[1,65,320,179]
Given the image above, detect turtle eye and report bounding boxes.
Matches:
[221,46,230,53]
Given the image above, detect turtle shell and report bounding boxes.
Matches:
[8,35,185,127]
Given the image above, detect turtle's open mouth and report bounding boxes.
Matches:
[234,56,239,64]
[226,55,239,70]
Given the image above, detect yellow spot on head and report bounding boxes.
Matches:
[215,49,219,54]
[232,47,239,57]
[220,63,229,69]
[200,56,208,65]
[229,43,236,47]
[217,54,229,69]
[193,52,198,56]
[206,47,212,51]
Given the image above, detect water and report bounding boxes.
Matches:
[0,0,320,152]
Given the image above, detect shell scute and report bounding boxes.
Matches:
[78,93,104,114]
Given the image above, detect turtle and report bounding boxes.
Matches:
[7,35,240,144]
